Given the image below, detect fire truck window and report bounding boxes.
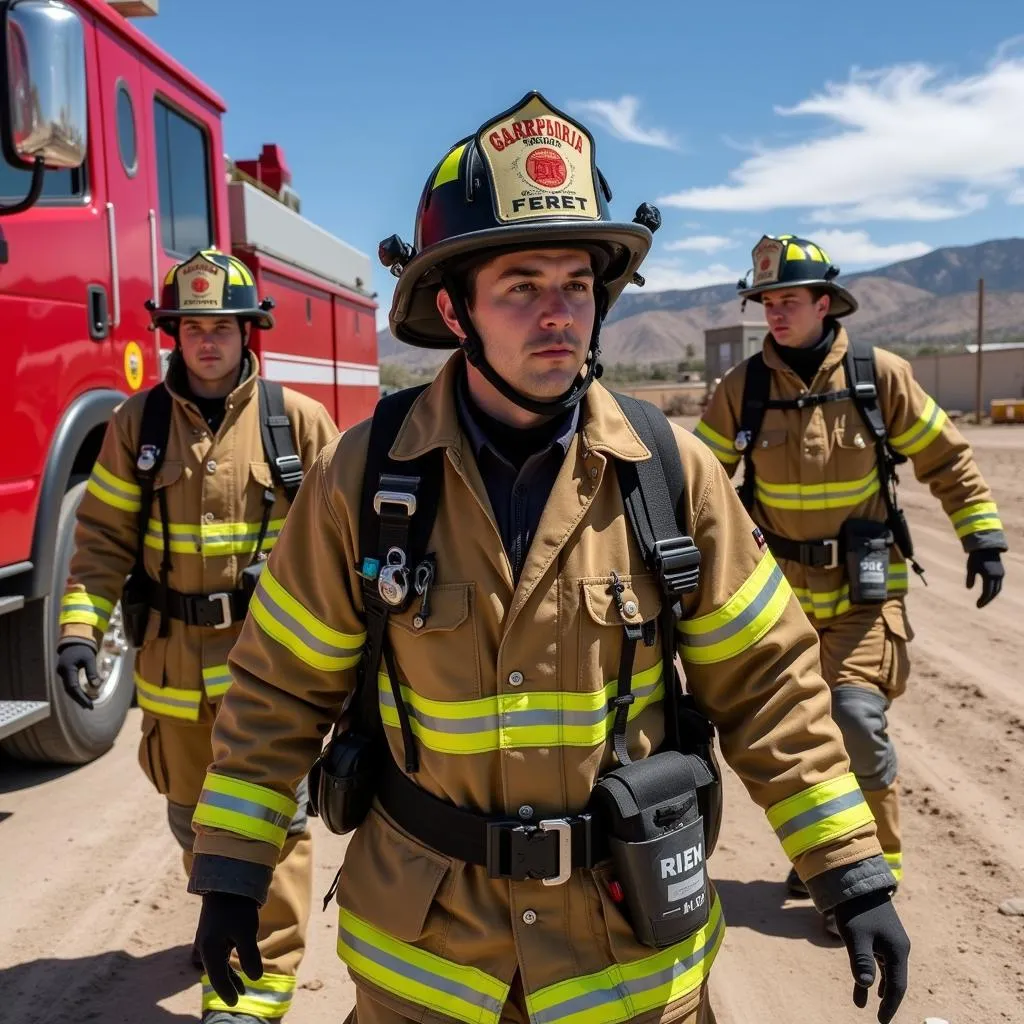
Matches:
[154,98,213,256]
[0,163,84,202]
[116,82,137,176]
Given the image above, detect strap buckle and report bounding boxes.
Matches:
[208,592,233,629]
[485,817,583,885]
[274,454,304,489]
[373,490,417,517]
[854,381,877,400]
[802,539,839,570]
[652,536,701,596]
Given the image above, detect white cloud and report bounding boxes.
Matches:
[658,47,1024,220]
[1008,185,1024,205]
[664,235,735,254]
[569,96,677,150]
[636,262,744,292]
[808,229,932,265]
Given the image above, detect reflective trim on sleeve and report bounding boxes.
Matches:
[527,893,724,1024]
[59,591,114,631]
[766,773,875,860]
[134,672,202,722]
[86,462,142,512]
[890,396,947,456]
[192,772,298,849]
[338,908,509,1024]
[249,566,365,671]
[950,501,1004,539]
[678,554,792,665]
[754,470,879,511]
[694,420,740,465]
[201,970,295,1019]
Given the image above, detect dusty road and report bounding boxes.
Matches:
[1,422,1022,1024]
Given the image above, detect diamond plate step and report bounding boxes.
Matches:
[0,700,50,741]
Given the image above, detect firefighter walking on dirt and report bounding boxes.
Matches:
[696,233,1008,931]
[55,250,339,1023]
[186,95,910,1023]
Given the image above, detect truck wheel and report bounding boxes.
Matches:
[1,481,135,764]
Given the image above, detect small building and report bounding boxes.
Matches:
[703,323,765,383]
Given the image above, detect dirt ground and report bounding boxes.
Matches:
[1,421,1022,1024]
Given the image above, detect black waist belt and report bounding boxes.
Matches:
[149,581,249,629]
[378,759,609,885]
[761,527,843,569]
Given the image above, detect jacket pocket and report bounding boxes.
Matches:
[879,601,912,699]
[578,574,663,692]
[337,806,451,943]
[386,582,481,700]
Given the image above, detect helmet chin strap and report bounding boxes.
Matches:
[442,273,608,417]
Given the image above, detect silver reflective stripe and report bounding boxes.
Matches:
[140,688,200,713]
[530,912,724,1024]
[956,511,997,531]
[256,583,363,662]
[758,479,876,502]
[896,402,942,451]
[91,473,139,504]
[203,670,232,696]
[198,788,291,833]
[681,564,784,651]
[378,676,662,734]
[339,923,505,1018]
[201,983,292,1005]
[773,788,866,841]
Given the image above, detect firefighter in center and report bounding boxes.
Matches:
[184,95,910,1023]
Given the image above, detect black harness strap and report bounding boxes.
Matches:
[737,353,771,511]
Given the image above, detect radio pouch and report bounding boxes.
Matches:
[843,518,892,604]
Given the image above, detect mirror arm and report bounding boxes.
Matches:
[0,153,44,218]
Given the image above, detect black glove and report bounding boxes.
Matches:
[834,890,910,1023]
[55,639,100,710]
[194,892,263,1005]
[966,549,1004,608]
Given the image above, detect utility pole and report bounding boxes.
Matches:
[975,277,985,425]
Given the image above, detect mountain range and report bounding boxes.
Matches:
[377,237,1024,371]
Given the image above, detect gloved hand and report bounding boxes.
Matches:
[194,892,263,1005]
[966,549,1004,608]
[55,639,100,710]
[834,890,910,1023]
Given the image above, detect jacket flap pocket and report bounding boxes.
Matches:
[881,599,913,641]
[154,460,183,490]
[337,807,451,942]
[390,583,471,636]
[250,461,274,488]
[755,428,787,449]
[582,574,662,627]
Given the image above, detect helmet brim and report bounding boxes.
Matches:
[738,279,858,318]
[150,308,275,332]
[390,220,653,349]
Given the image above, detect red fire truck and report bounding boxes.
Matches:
[0,0,379,764]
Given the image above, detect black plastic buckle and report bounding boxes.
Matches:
[189,592,233,629]
[652,536,701,596]
[274,454,304,489]
[485,818,580,885]
[854,381,878,400]
[801,539,839,570]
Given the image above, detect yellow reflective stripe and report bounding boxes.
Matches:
[192,772,297,849]
[338,908,509,1024]
[890,396,947,456]
[86,462,141,512]
[59,591,114,630]
[379,662,664,754]
[527,894,724,1024]
[950,501,1003,538]
[678,555,791,665]
[433,143,467,189]
[793,564,908,621]
[755,470,879,511]
[766,773,874,859]
[134,672,201,722]
[202,664,232,700]
[693,420,740,464]
[250,566,365,671]
[144,518,285,555]
[884,852,904,883]
[201,971,295,1018]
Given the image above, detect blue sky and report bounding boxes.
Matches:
[140,1,1024,327]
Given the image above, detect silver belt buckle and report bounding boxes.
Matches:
[823,539,840,570]
[209,592,232,629]
[373,490,417,516]
[539,819,572,886]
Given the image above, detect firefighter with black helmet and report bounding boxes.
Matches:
[185,96,910,1023]
[696,232,1007,933]
[57,249,339,1022]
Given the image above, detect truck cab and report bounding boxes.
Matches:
[0,0,377,764]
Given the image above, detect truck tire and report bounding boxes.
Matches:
[1,481,135,764]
